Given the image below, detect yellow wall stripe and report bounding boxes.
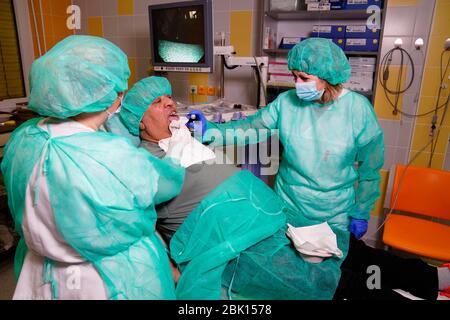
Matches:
[230,11,253,57]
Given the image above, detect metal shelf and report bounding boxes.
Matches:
[265,10,377,21]
[263,49,378,56]
[345,51,378,56]
[267,82,295,88]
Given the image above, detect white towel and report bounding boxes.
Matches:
[286,222,344,263]
[159,118,216,168]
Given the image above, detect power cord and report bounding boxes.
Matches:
[379,48,450,118]
[222,55,239,70]
[428,93,450,167]
[428,50,450,167]
[379,47,415,116]
[252,56,268,108]
[253,66,261,108]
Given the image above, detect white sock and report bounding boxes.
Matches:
[438,266,450,291]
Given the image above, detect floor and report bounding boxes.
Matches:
[0,254,15,300]
[0,250,447,300]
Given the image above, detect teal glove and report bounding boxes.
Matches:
[349,218,368,240]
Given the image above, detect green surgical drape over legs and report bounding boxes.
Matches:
[2,118,185,299]
[170,170,347,300]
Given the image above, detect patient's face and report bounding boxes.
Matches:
[140,95,179,142]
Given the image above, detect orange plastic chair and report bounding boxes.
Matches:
[382,164,450,261]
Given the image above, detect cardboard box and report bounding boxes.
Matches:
[345,38,379,52]
[346,25,381,39]
[269,62,291,75]
[269,0,300,11]
[350,64,376,72]
[307,2,331,11]
[308,36,345,50]
[349,57,377,65]
[270,73,296,83]
[345,0,383,10]
[279,37,304,49]
[330,0,346,9]
[311,25,346,38]
[332,38,346,50]
[344,71,374,92]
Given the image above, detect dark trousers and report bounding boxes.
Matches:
[333,236,439,300]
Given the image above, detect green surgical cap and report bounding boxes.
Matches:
[120,76,172,136]
[287,38,352,85]
[29,35,130,119]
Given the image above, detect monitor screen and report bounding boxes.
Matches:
[149,0,213,73]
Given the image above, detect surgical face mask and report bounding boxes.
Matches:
[106,96,123,120]
[295,81,325,102]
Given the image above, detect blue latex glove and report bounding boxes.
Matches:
[349,218,368,240]
[186,110,207,137]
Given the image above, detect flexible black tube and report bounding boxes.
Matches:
[253,66,261,108]
[222,55,239,70]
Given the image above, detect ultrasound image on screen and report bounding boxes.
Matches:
[152,5,206,64]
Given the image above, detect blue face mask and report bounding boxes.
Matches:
[295,81,325,102]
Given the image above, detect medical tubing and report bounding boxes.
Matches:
[253,57,268,105]
[222,55,239,70]
[253,66,261,108]
[428,51,450,166]
[429,93,450,167]
[379,47,415,116]
[379,48,449,118]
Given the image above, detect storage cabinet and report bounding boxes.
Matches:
[261,0,388,104]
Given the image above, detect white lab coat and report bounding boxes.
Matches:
[13,119,108,300]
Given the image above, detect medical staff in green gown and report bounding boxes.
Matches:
[1,35,185,300]
[188,38,384,244]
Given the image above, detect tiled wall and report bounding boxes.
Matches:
[367,0,449,245]
[374,0,449,173]
[409,0,450,169]
[365,0,436,226]
[375,0,436,172]
[70,0,261,105]
[27,0,74,58]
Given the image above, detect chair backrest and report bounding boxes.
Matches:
[390,164,450,220]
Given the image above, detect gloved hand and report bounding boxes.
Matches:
[186,110,207,137]
[349,218,368,240]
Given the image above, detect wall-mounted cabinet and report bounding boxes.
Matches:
[261,0,388,104]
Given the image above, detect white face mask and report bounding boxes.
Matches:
[106,96,123,120]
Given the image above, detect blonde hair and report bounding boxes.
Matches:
[319,81,343,104]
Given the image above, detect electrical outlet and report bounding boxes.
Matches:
[198,86,207,95]
[189,85,198,95]
[207,87,216,96]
